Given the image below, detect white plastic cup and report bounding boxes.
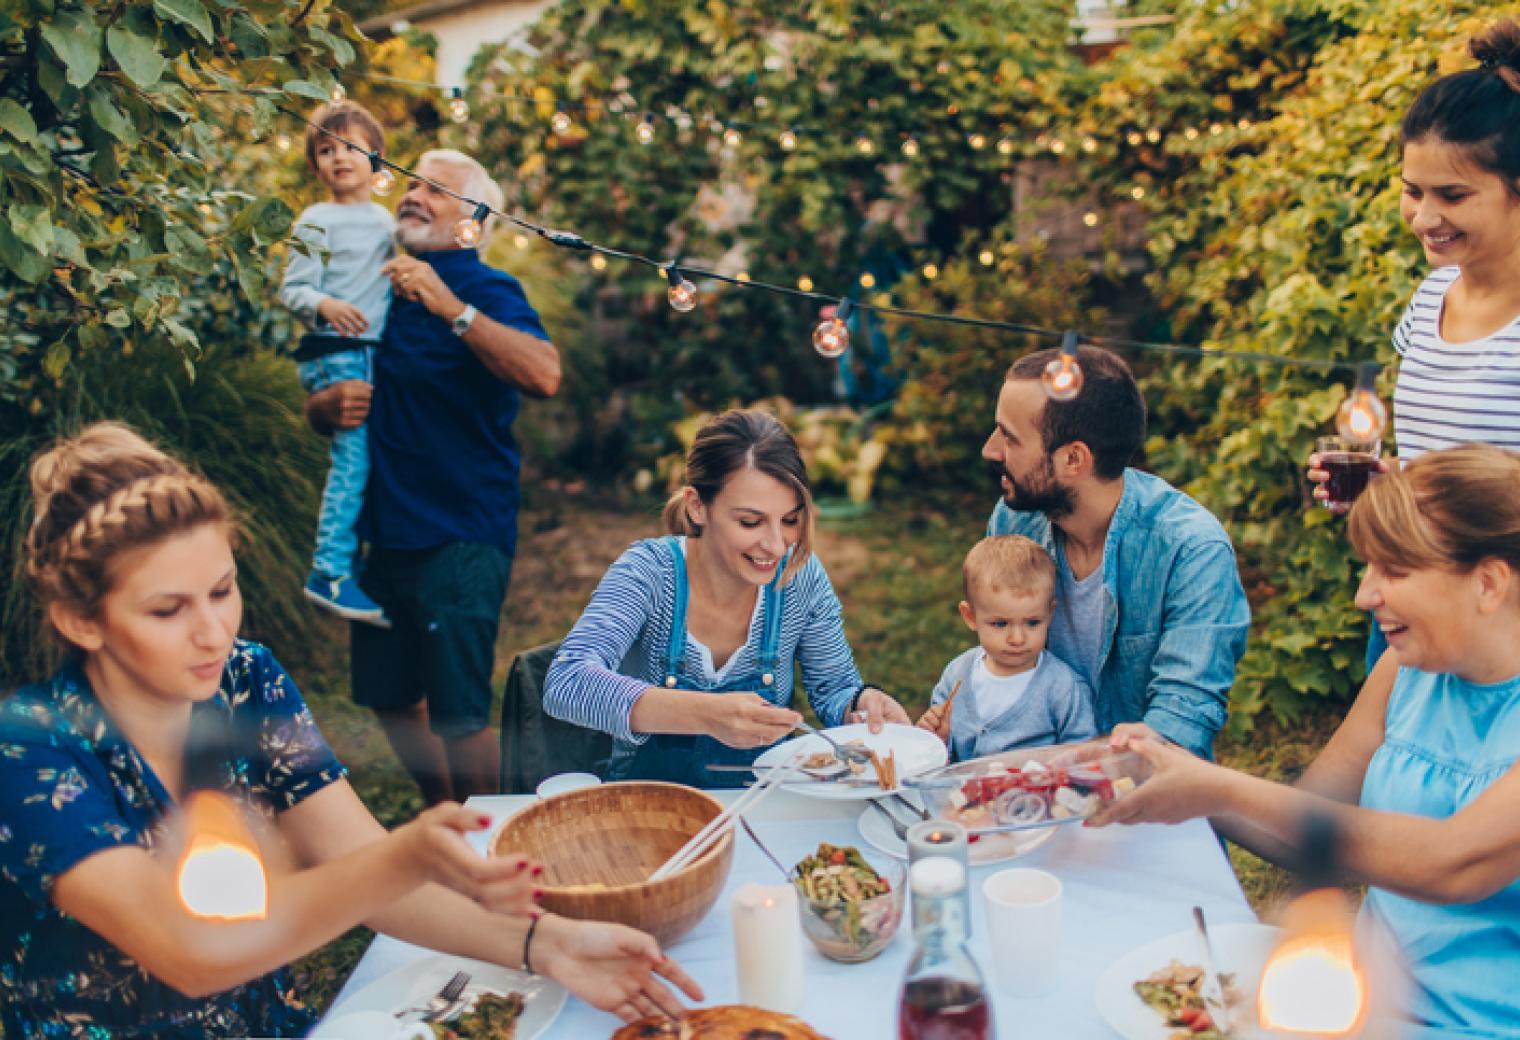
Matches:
[536,772,602,799]
[982,867,1063,997]
[310,1009,433,1039]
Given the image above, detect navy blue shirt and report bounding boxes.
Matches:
[0,641,346,1038]
[364,248,551,554]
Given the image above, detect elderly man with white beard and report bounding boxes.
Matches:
[305,149,561,804]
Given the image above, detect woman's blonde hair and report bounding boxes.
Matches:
[24,422,234,631]
[1347,443,1520,574]
[661,410,815,584]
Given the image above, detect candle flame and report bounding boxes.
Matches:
[175,792,267,921]
[1258,890,1367,1036]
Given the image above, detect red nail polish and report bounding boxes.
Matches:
[514,860,528,872]
[531,865,544,878]
[532,889,545,901]
[477,814,493,827]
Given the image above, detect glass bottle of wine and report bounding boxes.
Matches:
[898,857,992,1040]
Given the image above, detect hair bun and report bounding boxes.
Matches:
[1471,19,1520,77]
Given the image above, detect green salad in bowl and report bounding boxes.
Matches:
[792,842,905,963]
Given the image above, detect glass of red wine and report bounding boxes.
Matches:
[1315,435,1382,512]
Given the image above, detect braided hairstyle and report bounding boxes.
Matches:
[1402,20,1520,186]
[24,423,234,638]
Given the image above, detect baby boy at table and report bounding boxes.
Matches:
[917,535,1095,760]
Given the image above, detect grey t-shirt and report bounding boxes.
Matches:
[1050,553,1107,689]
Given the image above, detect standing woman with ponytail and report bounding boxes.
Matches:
[0,422,701,1037]
[1310,19,1520,663]
[544,409,910,787]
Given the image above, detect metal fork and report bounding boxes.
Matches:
[867,799,910,841]
[795,720,873,767]
[891,791,930,822]
[396,969,470,1022]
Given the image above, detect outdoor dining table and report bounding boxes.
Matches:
[327,787,1258,1038]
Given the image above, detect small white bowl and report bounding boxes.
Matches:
[536,772,603,799]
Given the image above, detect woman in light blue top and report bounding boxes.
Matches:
[1093,443,1520,1039]
[544,410,910,787]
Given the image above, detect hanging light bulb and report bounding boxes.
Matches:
[551,110,573,133]
[368,153,396,196]
[812,298,853,359]
[176,792,267,921]
[590,253,608,271]
[978,249,995,266]
[330,82,346,102]
[1238,117,1252,130]
[1082,136,1098,152]
[723,126,742,147]
[797,275,814,292]
[636,116,656,144]
[901,135,920,157]
[736,270,750,282]
[855,133,874,155]
[1050,138,1066,154]
[452,202,490,248]
[447,87,469,124]
[665,264,698,312]
[1209,122,1224,136]
[922,263,939,280]
[274,132,292,152]
[1083,211,1099,227]
[1126,130,1143,146]
[859,272,876,288]
[1184,126,1200,140]
[1042,330,1084,401]
[779,128,799,151]
[1336,362,1388,443]
[997,136,1015,155]
[513,232,530,250]
[1145,128,1161,143]
[968,132,987,150]
[1130,185,1146,200]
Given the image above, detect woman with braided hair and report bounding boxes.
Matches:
[1,423,701,1037]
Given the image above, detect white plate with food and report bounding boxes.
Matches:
[318,953,566,1039]
[753,723,949,801]
[1094,922,1281,1039]
[856,800,1055,866]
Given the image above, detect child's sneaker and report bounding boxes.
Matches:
[304,571,390,627]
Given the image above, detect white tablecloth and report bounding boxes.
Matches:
[328,789,1255,1039]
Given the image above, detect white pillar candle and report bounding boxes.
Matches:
[731,882,805,1012]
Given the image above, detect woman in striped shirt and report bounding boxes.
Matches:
[1311,21,1520,663]
[544,410,910,787]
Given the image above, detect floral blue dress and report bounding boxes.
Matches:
[0,640,346,1038]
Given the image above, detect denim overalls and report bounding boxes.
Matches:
[616,537,788,788]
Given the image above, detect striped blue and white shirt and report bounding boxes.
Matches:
[1392,266,1520,460]
[543,537,862,745]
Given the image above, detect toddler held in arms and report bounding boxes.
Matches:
[917,536,1095,760]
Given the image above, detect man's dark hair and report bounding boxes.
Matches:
[1006,344,1146,479]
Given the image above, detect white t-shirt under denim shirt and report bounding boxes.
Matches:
[1392,266,1520,460]
[278,201,395,344]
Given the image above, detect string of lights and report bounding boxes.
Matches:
[264,99,1389,443]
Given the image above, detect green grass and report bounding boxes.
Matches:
[290,493,1342,1011]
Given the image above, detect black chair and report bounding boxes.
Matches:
[498,640,613,794]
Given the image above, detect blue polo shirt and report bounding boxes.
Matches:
[363,248,551,554]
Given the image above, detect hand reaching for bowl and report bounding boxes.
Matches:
[531,915,704,1023]
[704,693,802,749]
[395,803,541,916]
[1085,736,1227,828]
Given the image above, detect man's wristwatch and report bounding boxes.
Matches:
[450,303,478,336]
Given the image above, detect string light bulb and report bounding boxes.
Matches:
[1126,130,1142,146]
[798,275,814,292]
[590,253,608,271]
[1050,139,1066,155]
[922,263,939,280]
[855,133,874,155]
[1145,128,1161,143]
[812,298,853,359]
[723,126,742,147]
[978,249,995,266]
[1336,362,1388,443]
[1184,126,1200,140]
[1083,211,1099,227]
[551,110,572,133]
[736,270,750,282]
[274,133,292,152]
[901,136,920,157]
[1130,185,1146,200]
[452,202,490,248]
[368,153,395,196]
[968,132,987,150]
[513,232,530,250]
[1082,136,1098,152]
[997,136,1014,155]
[330,83,346,102]
[780,128,799,151]
[1043,330,1084,401]
[859,272,876,288]
[665,265,698,312]
[447,87,469,124]
[636,116,655,144]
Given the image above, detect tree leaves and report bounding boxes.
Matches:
[153,0,214,44]
[107,25,167,88]
[41,9,102,88]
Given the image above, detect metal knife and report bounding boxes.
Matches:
[1192,905,1234,1036]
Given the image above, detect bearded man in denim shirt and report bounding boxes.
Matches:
[983,344,1249,759]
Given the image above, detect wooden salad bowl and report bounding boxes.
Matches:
[490,781,734,947]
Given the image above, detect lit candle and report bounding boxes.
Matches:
[176,791,267,921]
[906,820,971,933]
[731,883,804,1012]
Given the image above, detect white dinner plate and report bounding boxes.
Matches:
[857,801,1054,865]
[1094,921,1282,1039]
[752,723,949,801]
[317,952,567,1039]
